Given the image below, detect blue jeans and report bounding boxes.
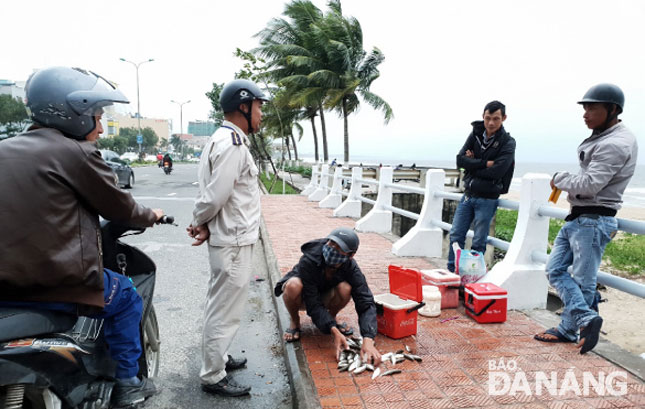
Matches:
[447,195,498,272]
[0,269,143,378]
[547,216,617,341]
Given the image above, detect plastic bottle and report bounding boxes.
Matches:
[418,285,441,317]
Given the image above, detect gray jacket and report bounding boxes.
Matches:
[554,122,638,210]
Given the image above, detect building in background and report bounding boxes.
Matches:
[188,120,217,137]
[104,114,170,142]
[0,79,26,100]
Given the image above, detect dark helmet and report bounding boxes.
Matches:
[327,227,360,254]
[577,83,624,111]
[219,79,269,113]
[25,66,129,140]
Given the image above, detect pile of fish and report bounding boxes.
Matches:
[337,337,422,380]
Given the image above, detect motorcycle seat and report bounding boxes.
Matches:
[0,308,77,343]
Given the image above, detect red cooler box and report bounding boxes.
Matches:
[374,266,425,339]
[420,269,460,309]
[464,283,507,323]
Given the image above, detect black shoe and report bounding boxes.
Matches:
[202,375,251,397]
[112,377,157,408]
[225,355,247,371]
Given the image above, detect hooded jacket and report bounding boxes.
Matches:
[0,127,157,309]
[274,239,378,339]
[456,121,516,199]
[554,122,638,210]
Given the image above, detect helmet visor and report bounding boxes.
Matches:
[67,71,129,116]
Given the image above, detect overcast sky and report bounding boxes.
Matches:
[3,0,644,164]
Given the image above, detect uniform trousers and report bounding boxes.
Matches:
[200,244,255,385]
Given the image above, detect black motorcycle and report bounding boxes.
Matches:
[162,162,172,175]
[0,216,174,409]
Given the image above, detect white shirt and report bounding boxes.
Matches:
[192,121,260,246]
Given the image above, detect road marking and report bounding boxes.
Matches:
[167,192,177,196]
[192,182,199,185]
[134,196,194,202]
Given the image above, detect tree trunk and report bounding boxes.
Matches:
[310,114,319,162]
[290,131,299,161]
[319,101,329,162]
[285,135,292,161]
[343,97,349,163]
[251,132,280,193]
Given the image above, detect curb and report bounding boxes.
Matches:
[525,308,645,382]
[259,216,322,409]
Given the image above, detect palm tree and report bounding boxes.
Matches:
[321,0,393,163]
[255,0,332,161]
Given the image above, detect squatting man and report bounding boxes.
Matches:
[275,227,382,365]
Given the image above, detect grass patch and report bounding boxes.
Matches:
[604,233,645,275]
[495,209,565,245]
[495,209,645,276]
[260,172,299,194]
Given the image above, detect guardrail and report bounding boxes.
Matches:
[302,165,645,310]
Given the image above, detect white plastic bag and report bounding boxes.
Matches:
[452,242,487,285]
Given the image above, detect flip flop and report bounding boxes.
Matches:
[284,327,301,343]
[579,316,603,354]
[337,322,354,336]
[534,327,575,343]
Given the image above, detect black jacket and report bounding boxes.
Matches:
[456,121,516,199]
[274,239,377,339]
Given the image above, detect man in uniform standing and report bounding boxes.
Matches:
[534,84,638,354]
[187,79,267,397]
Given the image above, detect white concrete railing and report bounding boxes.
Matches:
[303,165,645,310]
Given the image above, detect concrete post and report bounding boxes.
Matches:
[482,173,551,310]
[301,164,320,196]
[308,164,330,201]
[392,169,445,257]
[356,167,393,233]
[334,167,362,218]
[320,166,344,208]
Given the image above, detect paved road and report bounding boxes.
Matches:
[120,163,291,409]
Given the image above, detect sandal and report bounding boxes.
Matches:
[534,327,575,343]
[579,316,603,354]
[336,322,354,336]
[284,327,301,343]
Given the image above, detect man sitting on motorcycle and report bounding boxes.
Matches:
[0,66,164,408]
[163,153,173,169]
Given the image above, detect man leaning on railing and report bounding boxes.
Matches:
[534,84,638,354]
[447,101,516,273]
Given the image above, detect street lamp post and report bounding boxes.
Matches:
[171,99,191,159]
[119,58,154,153]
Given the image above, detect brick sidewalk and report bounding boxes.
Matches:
[262,195,645,409]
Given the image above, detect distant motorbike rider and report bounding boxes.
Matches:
[163,153,173,169]
[0,66,164,408]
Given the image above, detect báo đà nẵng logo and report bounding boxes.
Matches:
[488,358,627,397]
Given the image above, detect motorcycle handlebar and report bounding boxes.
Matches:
[159,215,175,225]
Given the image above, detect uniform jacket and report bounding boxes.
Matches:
[274,239,378,339]
[456,121,516,199]
[554,122,638,210]
[0,127,157,308]
[192,121,261,247]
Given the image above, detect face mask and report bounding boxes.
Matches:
[322,244,349,266]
